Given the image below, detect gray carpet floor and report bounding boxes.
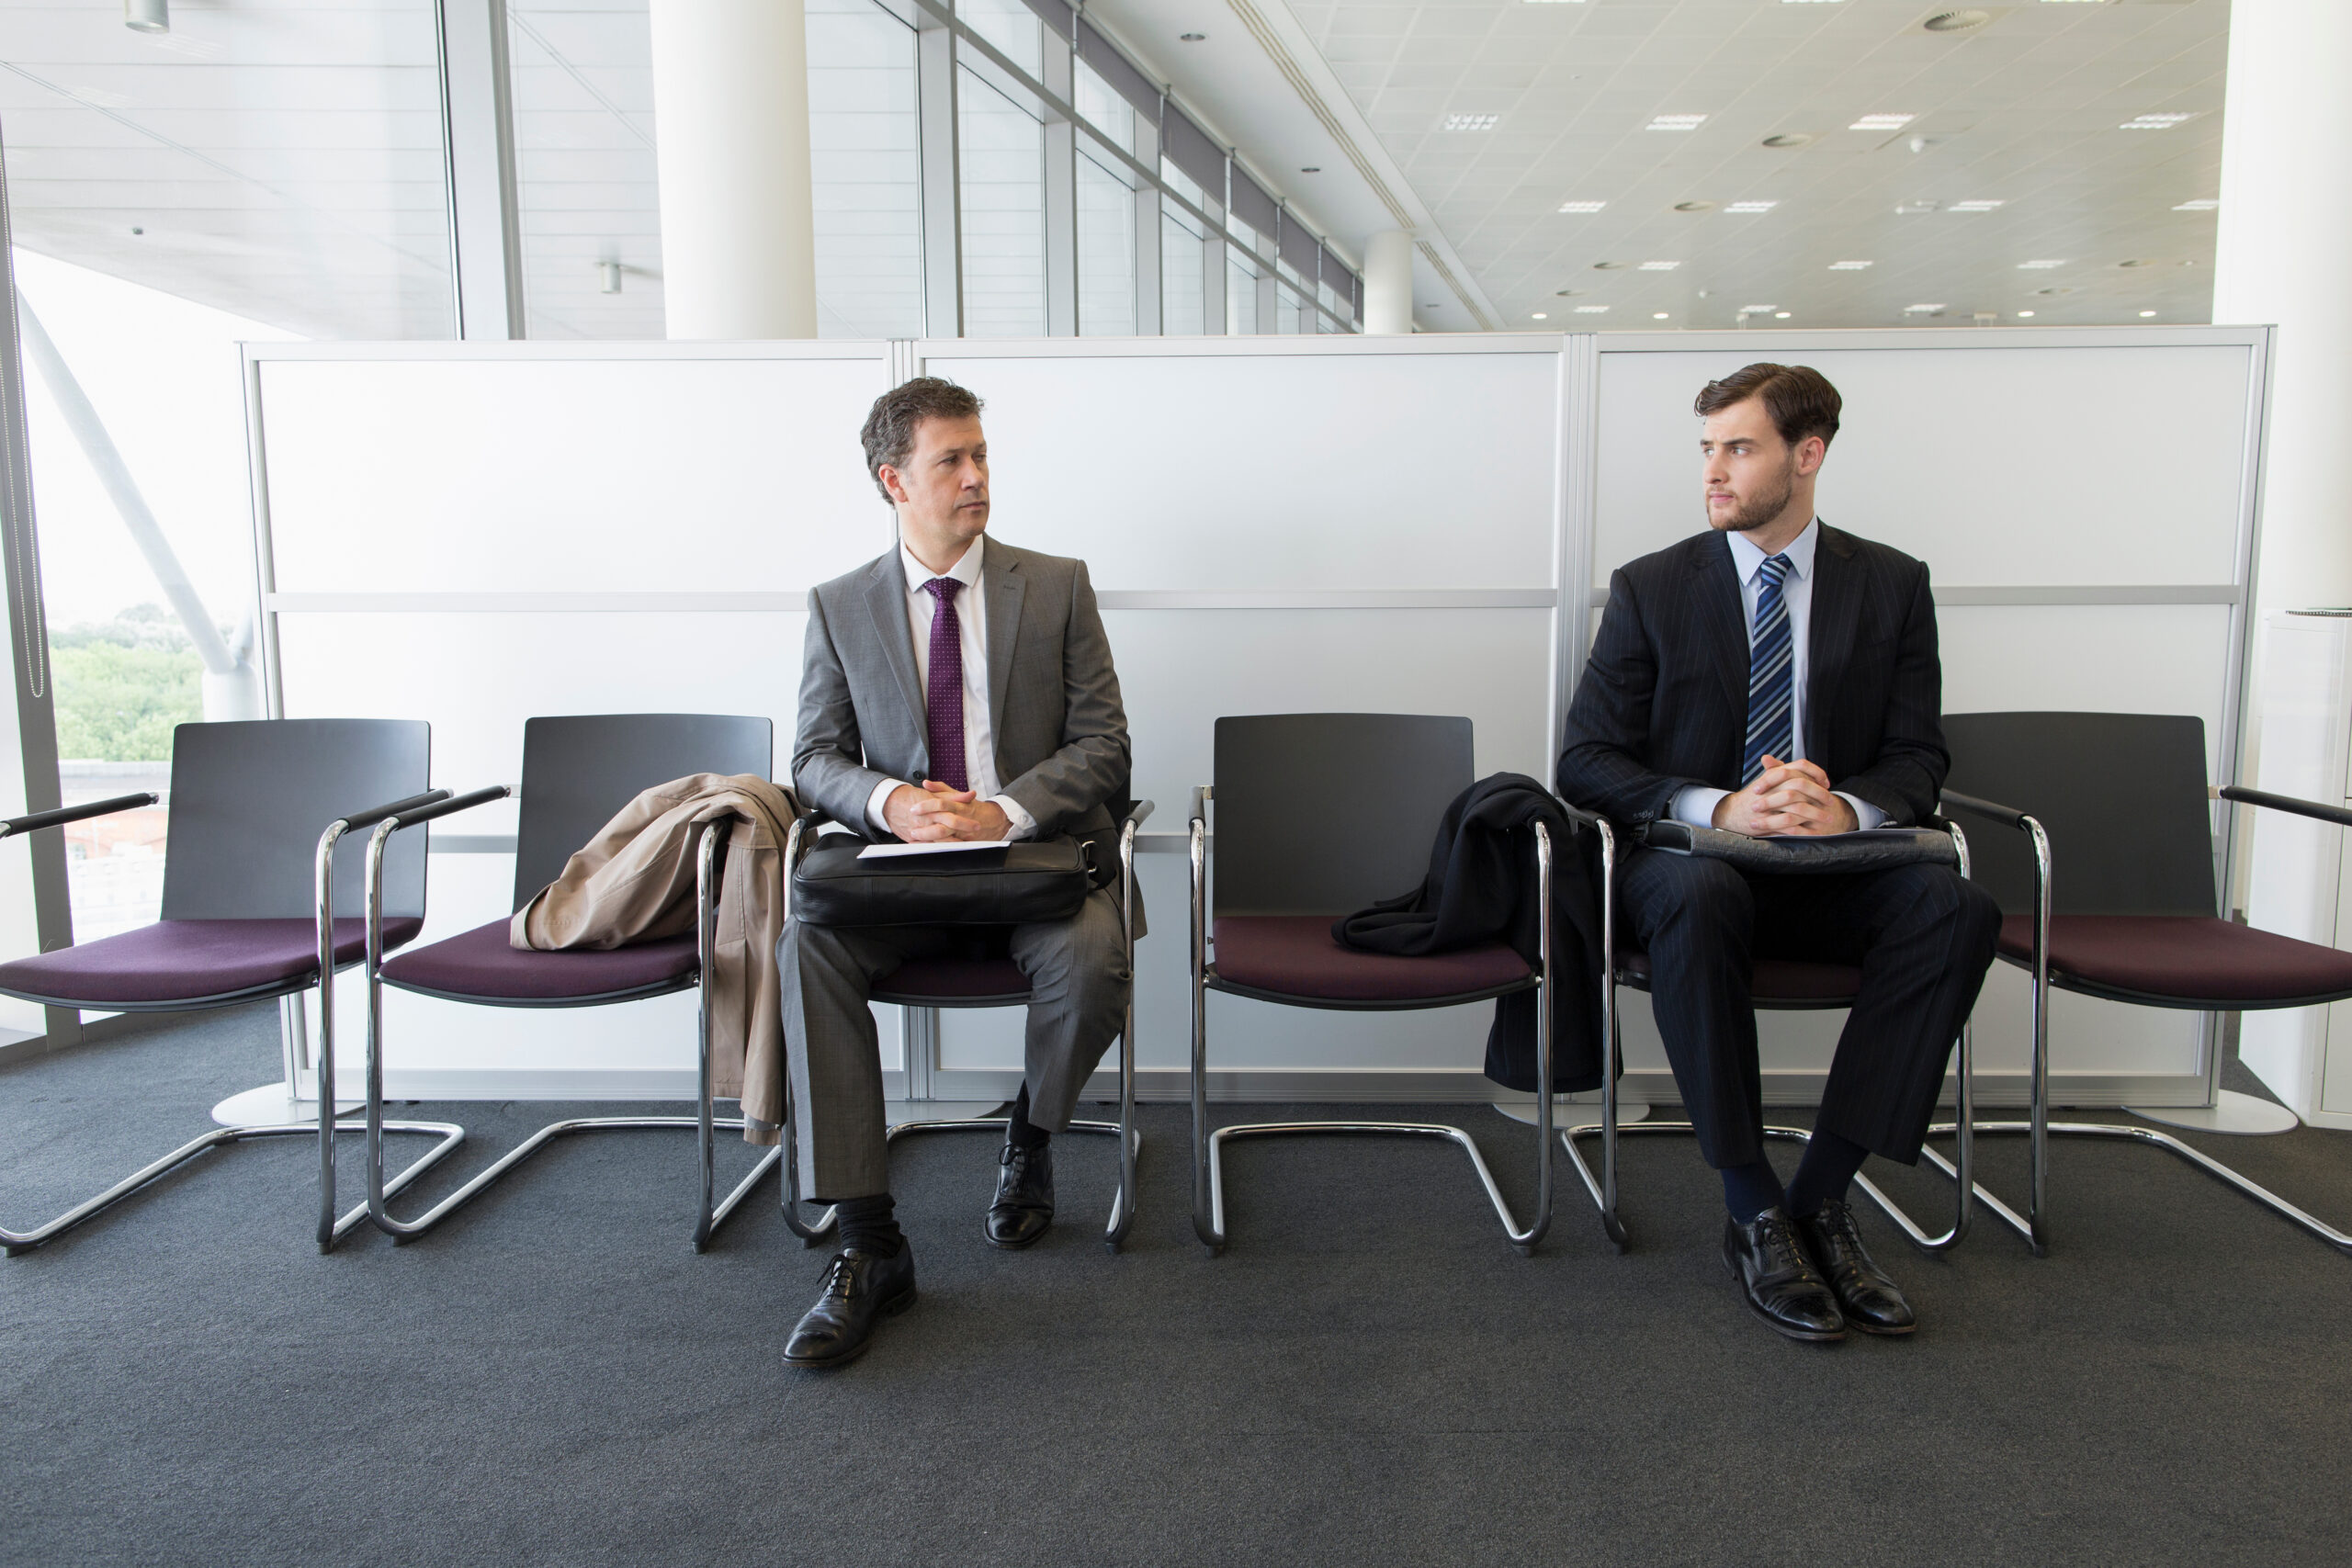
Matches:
[3,1006,2349,1567]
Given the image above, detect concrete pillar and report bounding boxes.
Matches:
[1363,229,1414,334]
[2214,0,2352,613]
[647,0,819,339]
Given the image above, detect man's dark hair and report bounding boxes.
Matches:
[1693,362,1841,450]
[861,377,985,502]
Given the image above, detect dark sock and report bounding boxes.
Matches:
[832,1193,903,1258]
[1786,1129,1871,1219]
[1721,1159,1785,1223]
[1006,1084,1049,1151]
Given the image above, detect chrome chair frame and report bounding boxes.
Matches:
[778,802,1152,1254]
[1925,785,2352,1257]
[1559,817,1980,1258]
[1188,784,1577,1258]
[0,791,467,1255]
[359,786,785,1250]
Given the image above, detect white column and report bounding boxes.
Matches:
[2214,0,2352,614]
[1363,229,1414,335]
[647,0,819,339]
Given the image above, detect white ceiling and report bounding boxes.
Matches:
[0,0,2234,338]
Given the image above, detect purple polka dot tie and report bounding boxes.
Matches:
[922,578,969,792]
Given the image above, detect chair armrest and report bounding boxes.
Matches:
[1122,798,1156,830]
[2219,785,2352,830]
[1939,789,2031,830]
[1189,784,1209,828]
[0,792,158,839]
[336,789,451,835]
[385,784,511,831]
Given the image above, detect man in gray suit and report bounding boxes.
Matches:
[781,377,1134,1369]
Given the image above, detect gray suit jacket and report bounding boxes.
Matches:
[793,538,1131,851]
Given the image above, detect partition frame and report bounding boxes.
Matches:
[237,325,2274,1112]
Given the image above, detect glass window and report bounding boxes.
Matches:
[1073,61,1135,160]
[958,0,1043,77]
[5,0,447,941]
[1161,210,1204,336]
[1075,150,1134,336]
[1275,286,1302,336]
[808,0,922,336]
[1227,256,1259,335]
[957,67,1046,336]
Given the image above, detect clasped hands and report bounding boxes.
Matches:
[883,779,1012,843]
[1712,755,1857,838]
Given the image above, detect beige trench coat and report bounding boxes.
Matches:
[510,773,798,1145]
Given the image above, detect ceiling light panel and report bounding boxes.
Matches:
[1950,199,2005,211]
[1647,114,1707,131]
[1573,305,1609,313]
[1724,201,1779,214]
[2018,258,2066,268]
[1827,260,1872,270]
[1556,200,1605,213]
[2173,199,2220,211]
[2121,113,2196,130]
[1637,260,1679,270]
[1850,114,1915,131]
[1442,113,1498,131]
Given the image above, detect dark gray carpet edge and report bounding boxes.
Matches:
[3,1004,2349,1568]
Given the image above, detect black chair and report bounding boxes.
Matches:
[1188,714,1572,1256]
[780,799,1153,1253]
[1555,821,1979,1257]
[355,714,818,1250]
[1914,712,2352,1257]
[0,719,464,1253]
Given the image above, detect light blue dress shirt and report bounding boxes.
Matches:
[1669,517,1886,833]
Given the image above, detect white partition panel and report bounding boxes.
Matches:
[245,327,2267,1110]
[1584,330,2270,1108]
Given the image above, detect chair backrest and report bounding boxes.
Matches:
[511,714,773,910]
[161,718,432,921]
[1942,711,2216,919]
[1213,713,1474,916]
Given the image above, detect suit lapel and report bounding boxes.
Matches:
[984,546,1025,755]
[861,553,927,758]
[1805,524,1862,761]
[1694,534,1749,725]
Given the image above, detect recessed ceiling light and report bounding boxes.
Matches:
[1591,261,1630,270]
[1574,305,1610,313]
[2017,310,2036,318]
[1648,114,1707,131]
[1653,311,1670,319]
[1725,200,1779,214]
[1673,200,1716,212]
[2018,258,2065,269]
[2174,198,2219,211]
[1774,311,1792,319]
[1762,133,1815,149]
[1828,260,1873,270]
[2140,310,2158,318]
[1950,198,2005,212]
[2121,113,2196,131]
[1851,113,1916,131]
[1557,199,1606,213]
[1442,113,1498,131]
[1904,303,1948,314]
[1179,32,1206,42]
[1738,305,1777,315]
[1532,312,1548,320]
[1637,260,1680,271]
[1895,199,1940,214]
[1922,9,1994,31]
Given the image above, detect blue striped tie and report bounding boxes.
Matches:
[1742,553,1795,784]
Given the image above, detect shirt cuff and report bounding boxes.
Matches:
[1671,785,1730,829]
[1837,792,1886,831]
[866,777,909,837]
[992,794,1037,841]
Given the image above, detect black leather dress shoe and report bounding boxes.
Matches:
[783,1245,917,1369]
[1795,1199,1917,1337]
[1724,1207,1847,1342]
[985,1139,1054,1249]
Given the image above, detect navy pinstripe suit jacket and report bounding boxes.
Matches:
[1555,523,1948,829]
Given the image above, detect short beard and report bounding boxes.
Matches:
[1716,460,1796,534]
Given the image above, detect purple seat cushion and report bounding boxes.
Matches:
[872,955,1033,1003]
[1999,914,2352,1004]
[0,917,424,1008]
[381,919,698,1002]
[1214,915,1530,1003]
[1615,951,1861,1005]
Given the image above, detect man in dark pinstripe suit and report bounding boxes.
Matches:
[1556,364,1999,1344]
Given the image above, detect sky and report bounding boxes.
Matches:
[12,246,300,632]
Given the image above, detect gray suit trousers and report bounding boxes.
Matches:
[780,888,1131,1201]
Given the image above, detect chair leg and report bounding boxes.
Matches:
[3,1116,465,1257]
[881,1114,1142,1247]
[1199,1119,1551,1255]
[1849,1022,1979,1254]
[1560,1119,1818,1249]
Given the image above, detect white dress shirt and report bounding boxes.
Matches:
[1669,518,1885,833]
[863,536,1037,840]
